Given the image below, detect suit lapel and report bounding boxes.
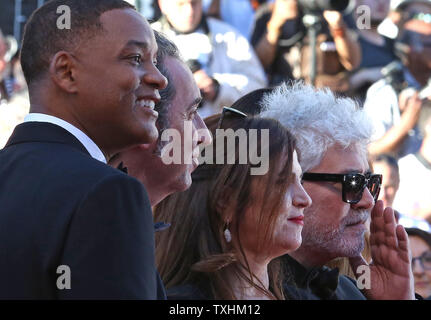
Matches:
[4,122,91,157]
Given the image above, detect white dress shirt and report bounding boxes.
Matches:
[24,113,106,163]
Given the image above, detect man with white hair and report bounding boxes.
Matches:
[260,82,416,299]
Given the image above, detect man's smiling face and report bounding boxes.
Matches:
[73,8,167,154]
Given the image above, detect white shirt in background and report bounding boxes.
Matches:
[393,153,431,231]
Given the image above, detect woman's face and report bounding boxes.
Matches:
[238,151,312,261]
[409,235,431,298]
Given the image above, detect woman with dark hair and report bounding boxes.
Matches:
[406,227,431,299]
[154,90,311,300]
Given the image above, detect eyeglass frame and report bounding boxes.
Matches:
[301,172,382,204]
[411,250,431,271]
[216,106,248,130]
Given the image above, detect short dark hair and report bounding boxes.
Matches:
[154,30,181,133]
[406,227,431,249]
[20,0,135,86]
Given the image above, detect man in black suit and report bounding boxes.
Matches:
[0,0,167,299]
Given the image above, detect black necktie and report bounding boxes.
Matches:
[308,267,340,299]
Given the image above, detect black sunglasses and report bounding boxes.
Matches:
[412,251,431,271]
[301,172,382,204]
[216,106,248,129]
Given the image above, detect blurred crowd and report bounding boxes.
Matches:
[0,27,29,148]
[1,0,431,300]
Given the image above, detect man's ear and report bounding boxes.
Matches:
[49,51,77,93]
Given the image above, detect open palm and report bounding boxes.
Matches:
[350,201,415,300]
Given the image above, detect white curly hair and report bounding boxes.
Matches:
[260,82,373,172]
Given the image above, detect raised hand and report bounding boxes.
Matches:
[268,0,299,31]
[349,200,415,300]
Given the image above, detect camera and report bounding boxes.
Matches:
[382,60,431,98]
[381,61,408,94]
[298,0,353,13]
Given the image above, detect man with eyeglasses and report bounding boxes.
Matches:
[260,82,416,300]
[406,228,431,299]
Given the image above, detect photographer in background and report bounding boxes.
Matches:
[348,0,398,102]
[152,0,267,118]
[364,0,431,159]
[393,112,431,225]
[371,153,431,230]
[0,29,19,103]
[0,29,29,149]
[251,0,360,93]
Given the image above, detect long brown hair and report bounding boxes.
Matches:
[155,96,298,299]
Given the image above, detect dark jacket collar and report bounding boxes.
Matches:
[283,254,339,300]
[4,121,90,157]
[115,162,170,234]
